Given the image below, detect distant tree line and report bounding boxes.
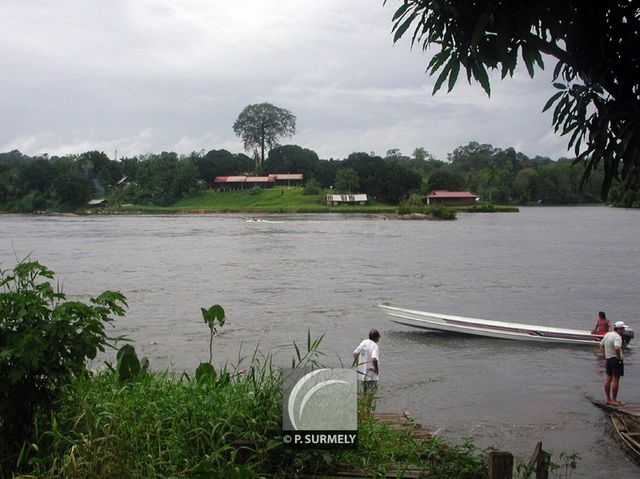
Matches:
[0,141,633,212]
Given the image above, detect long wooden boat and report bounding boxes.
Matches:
[611,413,640,463]
[378,304,634,346]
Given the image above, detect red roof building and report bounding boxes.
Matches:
[213,173,304,190]
[426,190,479,205]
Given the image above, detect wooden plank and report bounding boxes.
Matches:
[331,411,433,477]
[488,451,513,479]
[591,400,640,422]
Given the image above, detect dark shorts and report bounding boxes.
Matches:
[606,357,624,377]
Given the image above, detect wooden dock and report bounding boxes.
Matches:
[330,411,432,478]
[591,399,640,419]
[372,410,432,442]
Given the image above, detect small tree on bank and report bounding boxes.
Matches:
[233,103,296,167]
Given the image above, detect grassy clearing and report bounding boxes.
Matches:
[104,188,516,217]
[111,187,398,214]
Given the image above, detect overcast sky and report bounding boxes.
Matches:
[1,0,570,162]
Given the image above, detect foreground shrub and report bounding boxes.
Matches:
[397,205,457,220]
[0,260,126,475]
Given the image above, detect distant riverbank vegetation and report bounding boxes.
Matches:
[0,260,489,478]
[1,141,636,214]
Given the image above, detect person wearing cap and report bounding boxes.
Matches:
[599,321,628,405]
[353,328,380,416]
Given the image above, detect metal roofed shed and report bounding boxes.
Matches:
[326,194,368,206]
[271,173,303,186]
[214,173,303,190]
[426,190,479,205]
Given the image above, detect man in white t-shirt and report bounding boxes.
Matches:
[600,321,627,405]
[353,329,380,415]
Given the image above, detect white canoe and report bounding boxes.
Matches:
[378,304,634,346]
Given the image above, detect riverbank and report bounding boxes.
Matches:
[16,348,488,478]
[92,188,517,217]
[1,187,519,216]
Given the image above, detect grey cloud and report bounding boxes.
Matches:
[1,0,569,162]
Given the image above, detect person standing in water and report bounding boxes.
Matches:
[600,321,628,405]
[353,329,380,415]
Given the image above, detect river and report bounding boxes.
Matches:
[1,206,638,476]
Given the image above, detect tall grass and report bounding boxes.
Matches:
[20,338,488,478]
[26,354,283,478]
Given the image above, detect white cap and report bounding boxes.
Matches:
[614,321,628,329]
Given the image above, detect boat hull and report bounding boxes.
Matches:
[379,305,634,346]
[611,413,640,464]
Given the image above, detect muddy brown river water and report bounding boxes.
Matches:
[2,206,639,476]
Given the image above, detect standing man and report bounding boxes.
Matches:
[353,329,380,415]
[600,321,628,405]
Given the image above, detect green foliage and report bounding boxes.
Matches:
[116,344,148,382]
[430,205,456,220]
[201,304,226,364]
[129,152,202,206]
[515,451,580,479]
[0,259,126,474]
[20,328,489,479]
[403,193,424,207]
[302,178,322,195]
[25,360,282,478]
[264,144,319,181]
[397,204,457,219]
[388,0,640,202]
[193,149,253,187]
[290,330,326,369]
[341,152,422,203]
[233,103,297,165]
[334,167,360,193]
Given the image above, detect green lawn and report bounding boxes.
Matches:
[114,187,398,214]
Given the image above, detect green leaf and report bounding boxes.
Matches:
[473,63,491,96]
[391,2,411,22]
[116,344,141,381]
[196,362,217,384]
[427,50,448,74]
[448,60,460,92]
[553,61,564,81]
[542,91,564,113]
[393,12,418,43]
[432,58,454,95]
[521,46,535,78]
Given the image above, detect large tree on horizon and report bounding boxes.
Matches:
[232,103,296,167]
[387,0,640,204]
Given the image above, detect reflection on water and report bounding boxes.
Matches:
[1,207,639,476]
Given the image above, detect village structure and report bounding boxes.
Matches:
[214,173,303,190]
[426,190,479,205]
[325,194,368,206]
[88,174,480,209]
